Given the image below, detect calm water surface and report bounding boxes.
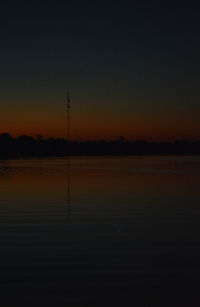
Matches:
[0,157,200,306]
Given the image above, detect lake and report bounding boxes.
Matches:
[0,156,200,306]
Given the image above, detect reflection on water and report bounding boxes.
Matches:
[0,156,200,306]
[66,157,71,222]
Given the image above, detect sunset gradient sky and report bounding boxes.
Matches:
[1,0,200,140]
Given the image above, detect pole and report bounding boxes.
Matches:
[67,92,71,141]
[66,92,71,221]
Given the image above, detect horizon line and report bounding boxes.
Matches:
[0,132,200,143]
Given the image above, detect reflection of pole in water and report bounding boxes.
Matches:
[66,157,71,222]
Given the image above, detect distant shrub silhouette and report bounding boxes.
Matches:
[0,133,200,158]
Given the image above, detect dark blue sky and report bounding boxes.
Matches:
[0,0,200,140]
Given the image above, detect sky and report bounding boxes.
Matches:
[0,0,200,141]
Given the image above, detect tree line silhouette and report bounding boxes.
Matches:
[0,133,200,158]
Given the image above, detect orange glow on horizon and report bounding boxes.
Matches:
[0,106,200,141]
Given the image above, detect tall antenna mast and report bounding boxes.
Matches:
[67,92,71,140]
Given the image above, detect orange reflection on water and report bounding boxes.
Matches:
[0,157,199,205]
